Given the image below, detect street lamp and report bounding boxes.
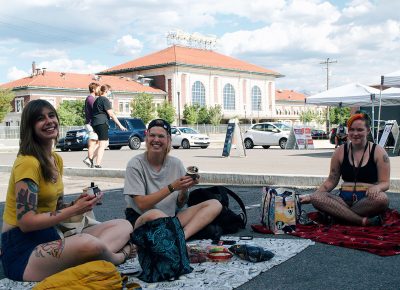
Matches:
[244,104,247,124]
[257,100,261,123]
[177,91,181,126]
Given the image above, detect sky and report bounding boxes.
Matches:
[0,0,399,95]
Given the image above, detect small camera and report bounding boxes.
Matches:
[186,166,199,180]
[89,182,102,205]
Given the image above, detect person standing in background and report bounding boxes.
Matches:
[83,82,100,168]
[91,84,127,168]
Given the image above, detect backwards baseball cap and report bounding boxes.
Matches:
[147,119,171,135]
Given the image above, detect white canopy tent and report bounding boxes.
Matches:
[377,71,400,135]
[305,83,400,141]
[382,70,400,88]
[305,83,380,106]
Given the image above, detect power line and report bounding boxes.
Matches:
[319,58,337,132]
[320,58,337,90]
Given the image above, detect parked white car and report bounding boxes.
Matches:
[243,122,291,149]
[171,126,210,149]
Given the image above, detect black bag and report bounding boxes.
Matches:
[187,186,247,240]
[130,217,193,282]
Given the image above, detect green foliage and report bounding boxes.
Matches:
[130,93,156,124]
[183,103,200,125]
[0,88,15,123]
[157,101,175,124]
[299,108,316,123]
[197,107,209,124]
[315,109,327,125]
[329,107,351,125]
[57,100,85,126]
[208,105,223,126]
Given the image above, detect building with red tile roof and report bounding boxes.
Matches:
[1,70,165,126]
[274,89,326,125]
[100,45,283,124]
[2,44,288,126]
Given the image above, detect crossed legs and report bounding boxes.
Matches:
[23,219,133,281]
[308,191,389,225]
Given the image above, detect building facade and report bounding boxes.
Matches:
[100,45,282,124]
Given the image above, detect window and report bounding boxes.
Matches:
[15,98,24,113]
[118,101,131,114]
[223,83,235,110]
[192,81,206,107]
[251,86,262,111]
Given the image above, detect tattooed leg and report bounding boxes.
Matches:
[34,239,65,259]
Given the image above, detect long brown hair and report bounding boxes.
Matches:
[18,99,59,182]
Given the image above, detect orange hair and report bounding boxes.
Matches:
[347,113,370,129]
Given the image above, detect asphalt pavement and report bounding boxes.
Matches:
[1,186,398,289]
[1,141,400,289]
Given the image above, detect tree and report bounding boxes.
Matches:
[208,105,223,126]
[130,93,156,124]
[57,100,85,126]
[329,107,351,125]
[197,106,209,124]
[0,88,15,123]
[299,108,316,123]
[157,101,175,124]
[183,104,200,125]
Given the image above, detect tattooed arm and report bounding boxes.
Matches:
[366,145,391,196]
[16,178,100,232]
[315,147,342,193]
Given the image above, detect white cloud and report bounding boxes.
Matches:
[342,0,373,18]
[7,66,29,81]
[37,58,107,74]
[20,49,67,59]
[113,35,143,56]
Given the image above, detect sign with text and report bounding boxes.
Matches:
[222,119,246,157]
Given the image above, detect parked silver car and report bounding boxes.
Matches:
[171,126,210,149]
[243,122,291,149]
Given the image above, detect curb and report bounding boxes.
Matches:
[1,165,399,192]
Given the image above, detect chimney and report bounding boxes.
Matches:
[32,61,36,76]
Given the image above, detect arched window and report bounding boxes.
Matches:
[191,81,206,107]
[251,86,262,111]
[223,83,235,110]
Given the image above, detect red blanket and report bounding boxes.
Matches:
[290,209,400,256]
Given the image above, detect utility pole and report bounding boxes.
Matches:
[320,58,337,132]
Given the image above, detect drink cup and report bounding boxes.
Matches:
[186,166,199,180]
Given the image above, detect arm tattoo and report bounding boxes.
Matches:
[16,179,38,220]
[328,167,340,183]
[383,154,390,163]
[34,239,64,259]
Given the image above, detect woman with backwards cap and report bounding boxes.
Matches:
[123,119,222,239]
[300,112,390,226]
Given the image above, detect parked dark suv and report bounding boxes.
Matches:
[62,117,146,151]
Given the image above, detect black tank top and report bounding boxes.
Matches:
[341,142,378,183]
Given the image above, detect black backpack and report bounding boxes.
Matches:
[187,186,247,241]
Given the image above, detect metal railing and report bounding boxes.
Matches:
[0,126,83,139]
[0,124,254,139]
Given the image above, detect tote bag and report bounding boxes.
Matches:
[260,187,297,234]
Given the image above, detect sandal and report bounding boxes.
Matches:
[120,241,137,262]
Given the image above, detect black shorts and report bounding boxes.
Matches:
[93,123,109,141]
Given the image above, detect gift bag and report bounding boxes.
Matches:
[131,217,193,283]
[260,187,297,234]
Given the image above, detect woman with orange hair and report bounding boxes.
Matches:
[300,112,390,226]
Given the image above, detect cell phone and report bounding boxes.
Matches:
[212,239,236,245]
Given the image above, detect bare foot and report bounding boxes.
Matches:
[299,194,311,204]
